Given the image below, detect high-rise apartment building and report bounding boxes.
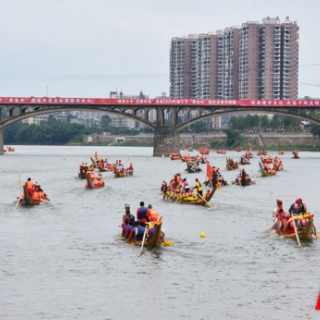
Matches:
[170,17,299,101]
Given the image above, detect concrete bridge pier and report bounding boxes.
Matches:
[153,126,180,156]
[0,127,3,155]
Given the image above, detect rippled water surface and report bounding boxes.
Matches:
[1,146,320,320]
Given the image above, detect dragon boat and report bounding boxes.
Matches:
[161,164,218,206]
[278,150,284,155]
[240,156,251,165]
[20,185,39,206]
[170,153,181,160]
[232,169,255,186]
[113,160,134,178]
[185,161,202,173]
[278,213,319,240]
[234,146,242,152]
[216,149,227,154]
[226,158,239,170]
[85,173,105,189]
[292,150,300,159]
[120,219,164,249]
[197,147,209,155]
[257,150,268,156]
[259,161,276,177]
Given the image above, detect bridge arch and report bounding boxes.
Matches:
[177,108,320,131]
[1,107,157,130]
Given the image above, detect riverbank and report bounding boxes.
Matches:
[80,132,319,150]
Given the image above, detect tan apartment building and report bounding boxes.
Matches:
[170,17,299,101]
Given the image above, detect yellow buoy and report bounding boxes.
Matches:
[200,232,206,238]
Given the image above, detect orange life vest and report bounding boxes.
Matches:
[148,209,159,222]
[32,192,40,202]
[26,181,34,189]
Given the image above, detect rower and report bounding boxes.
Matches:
[193,178,202,196]
[136,201,149,227]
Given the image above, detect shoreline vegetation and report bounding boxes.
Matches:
[6,141,319,151]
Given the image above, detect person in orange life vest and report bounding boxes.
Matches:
[270,200,286,233]
[38,187,50,202]
[93,174,104,187]
[32,189,41,203]
[136,201,149,227]
[146,204,159,222]
[25,178,35,197]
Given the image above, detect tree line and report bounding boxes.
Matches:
[4,115,145,145]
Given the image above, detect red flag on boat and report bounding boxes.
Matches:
[95,151,98,159]
[206,163,214,181]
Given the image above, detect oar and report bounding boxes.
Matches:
[14,194,22,210]
[197,192,214,209]
[290,216,302,247]
[139,225,149,256]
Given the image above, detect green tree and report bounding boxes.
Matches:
[101,114,112,130]
[224,129,242,147]
[260,115,269,128]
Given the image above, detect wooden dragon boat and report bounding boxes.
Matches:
[185,161,202,173]
[170,153,181,160]
[85,173,104,189]
[279,213,319,240]
[226,158,239,170]
[200,156,209,164]
[78,164,89,179]
[78,169,87,179]
[259,161,276,177]
[113,160,134,178]
[232,170,255,186]
[216,149,227,154]
[162,171,218,206]
[20,185,39,206]
[197,148,209,155]
[234,146,242,152]
[257,150,268,156]
[292,150,300,159]
[120,219,165,249]
[240,157,251,165]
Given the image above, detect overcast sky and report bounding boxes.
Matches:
[0,0,319,98]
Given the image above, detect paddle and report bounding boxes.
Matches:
[197,192,214,209]
[139,225,149,256]
[290,216,302,247]
[14,194,22,210]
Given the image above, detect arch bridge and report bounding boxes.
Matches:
[1,96,320,155]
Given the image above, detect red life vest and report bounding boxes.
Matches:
[293,203,307,213]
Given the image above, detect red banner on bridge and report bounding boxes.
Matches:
[0,97,320,107]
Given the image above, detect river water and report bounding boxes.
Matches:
[1,146,320,320]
